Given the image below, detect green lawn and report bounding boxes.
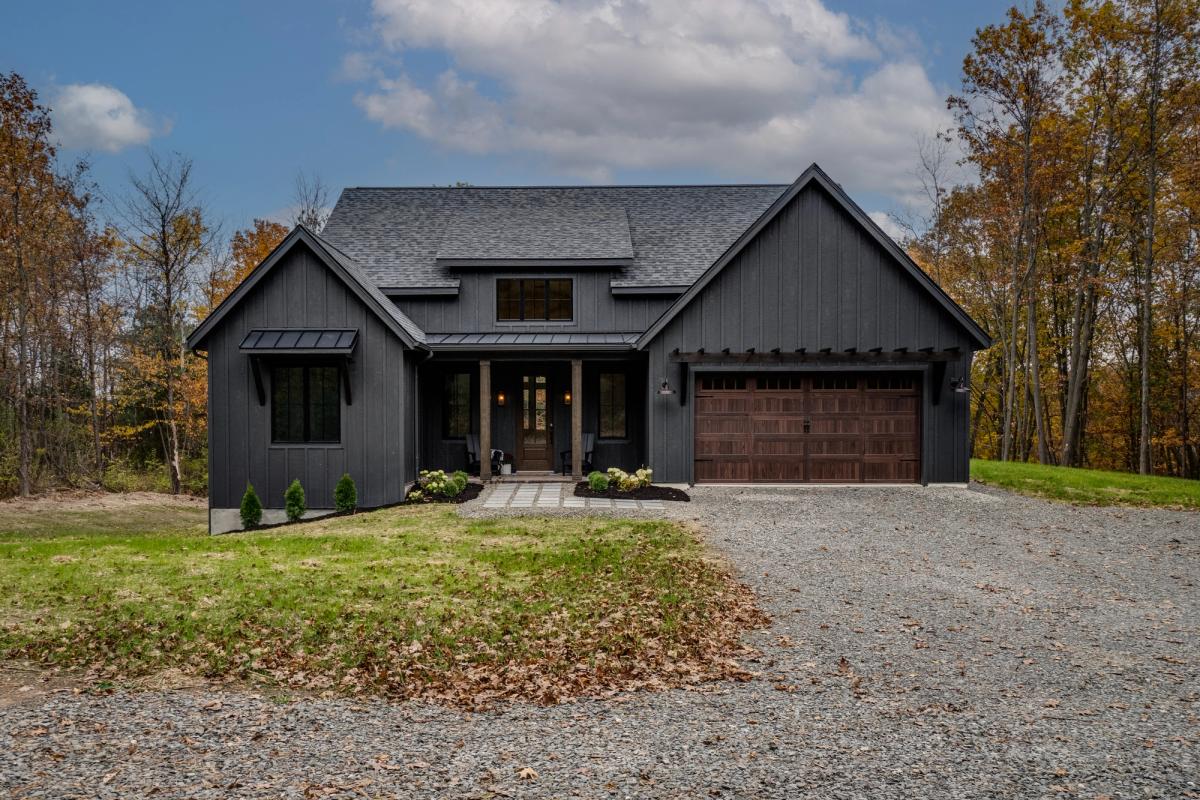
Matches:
[971,458,1200,509]
[0,499,760,706]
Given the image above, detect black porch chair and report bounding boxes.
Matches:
[465,433,503,476]
[560,433,596,476]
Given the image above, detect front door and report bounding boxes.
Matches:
[517,374,553,470]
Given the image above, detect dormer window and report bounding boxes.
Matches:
[497,278,572,321]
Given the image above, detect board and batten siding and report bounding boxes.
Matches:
[205,244,412,511]
[395,271,673,333]
[644,182,976,484]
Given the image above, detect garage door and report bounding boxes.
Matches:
[693,372,920,483]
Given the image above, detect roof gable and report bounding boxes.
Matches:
[635,164,992,350]
[186,226,427,352]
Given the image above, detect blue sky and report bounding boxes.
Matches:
[4,0,1016,235]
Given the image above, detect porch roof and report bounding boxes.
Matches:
[425,332,638,351]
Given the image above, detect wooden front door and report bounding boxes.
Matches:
[693,372,920,484]
[517,374,553,470]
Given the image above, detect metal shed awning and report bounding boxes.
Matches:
[239,328,358,355]
[239,329,359,407]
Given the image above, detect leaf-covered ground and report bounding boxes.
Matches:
[971,458,1200,508]
[0,498,763,707]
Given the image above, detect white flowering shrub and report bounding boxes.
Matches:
[413,468,467,500]
[605,466,653,492]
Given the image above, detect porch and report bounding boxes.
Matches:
[417,353,647,479]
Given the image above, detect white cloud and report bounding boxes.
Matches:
[353,0,952,199]
[869,210,906,241]
[51,83,158,153]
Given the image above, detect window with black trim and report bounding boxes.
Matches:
[599,372,626,439]
[497,278,572,321]
[443,372,471,438]
[271,365,340,443]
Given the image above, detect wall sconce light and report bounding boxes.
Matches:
[563,391,572,406]
[496,391,507,406]
[657,380,676,396]
[950,377,969,394]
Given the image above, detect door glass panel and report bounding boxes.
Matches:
[523,375,549,444]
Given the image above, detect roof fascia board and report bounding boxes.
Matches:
[437,257,634,269]
[634,163,992,350]
[609,284,687,296]
[383,285,460,297]
[428,342,634,352]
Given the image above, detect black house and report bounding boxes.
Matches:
[188,164,990,531]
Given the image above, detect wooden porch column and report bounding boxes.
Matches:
[571,359,583,479]
[480,360,492,480]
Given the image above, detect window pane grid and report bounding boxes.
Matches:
[443,372,471,438]
[271,365,341,444]
[497,278,572,321]
[599,372,626,439]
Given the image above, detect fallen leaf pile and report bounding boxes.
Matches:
[4,534,768,710]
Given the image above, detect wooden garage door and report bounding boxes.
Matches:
[693,373,920,483]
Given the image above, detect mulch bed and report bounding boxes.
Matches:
[404,481,484,505]
[574,482,690,502]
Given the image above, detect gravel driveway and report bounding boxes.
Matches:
[3,486,1197,799]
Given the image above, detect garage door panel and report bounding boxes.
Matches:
[807,437,862,455]
[809,417,860,434]
[695,396,752,415]
[864,396,918,414]
[695,437,749,456]
[809,458,863,482]
[865,436,918,456]
[696,416,750,436]
[864,458,919,482]
[752,417,808,435]
[694,372,920,484]
[695,459,750,482]
[753,437,805,456]
[753,459,806,482]
[809,395,862,414]
[752,396,806,415]
[863,416,917,434]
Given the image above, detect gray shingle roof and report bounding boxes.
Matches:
[437,205,633,263]
[307,230,427,345]
[320,185,788,289]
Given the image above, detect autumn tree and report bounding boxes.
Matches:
[293,170,329,232]
[201,218,288,313]
[113,152,216,494]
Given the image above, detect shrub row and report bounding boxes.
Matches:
[239,472,358,530]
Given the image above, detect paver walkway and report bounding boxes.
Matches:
[481,481,664,511]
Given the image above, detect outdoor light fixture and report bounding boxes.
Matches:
[496,391,507,406]
[950,377,969,394]
[563,390,572,406]
[657,380,676,396]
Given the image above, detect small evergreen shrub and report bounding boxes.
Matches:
[240,483,263,529]
[452,470,469,493]
[587,470,610,491]
[334,473,357,513]
[284,479,306,522]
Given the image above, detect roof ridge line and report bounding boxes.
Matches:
[342,183,792,190]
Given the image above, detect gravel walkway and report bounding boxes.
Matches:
[2,486,1197,798]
